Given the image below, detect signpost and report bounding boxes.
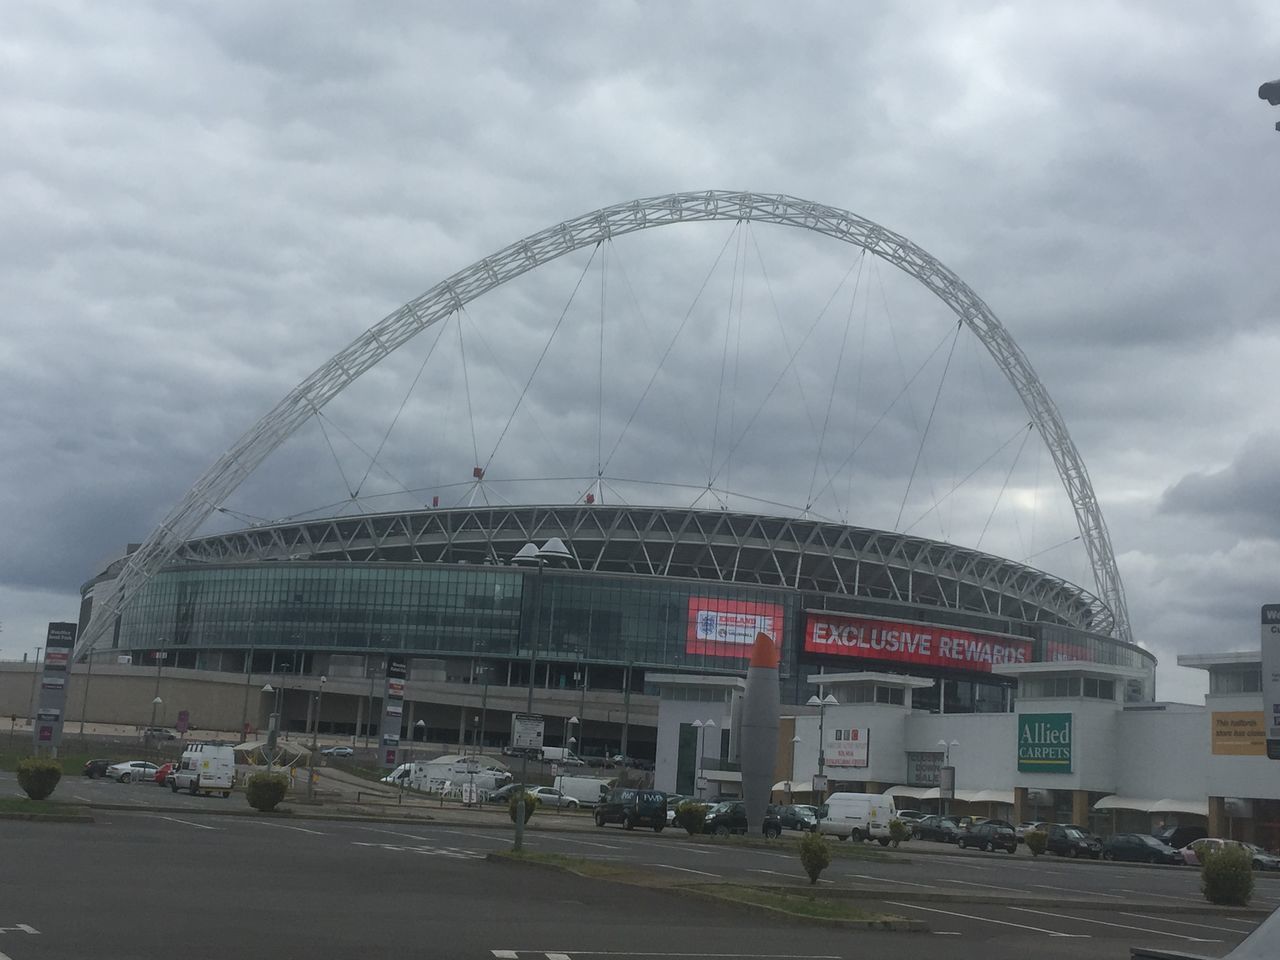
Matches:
[33,623,76,756]
[1262,605,1280,760]
[511,713,545,754]
[379,656,408,768]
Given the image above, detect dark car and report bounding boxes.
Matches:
[957,821,1018,853]
[1046,823,1102,859]
[1102,833,1184,864]
[913,815,961,843]
[82,759,112,778]
[1155,825,1208,850]
[703,801,782,838]
[594,788,667,831]
[487,782,529,804]
[777,804,818,832]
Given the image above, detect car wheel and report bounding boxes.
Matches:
[190,777,200,796]
[1068,847,1079,859]
[958,839,967,849]
[222,791,230,798]
[594,811,606,828]
[119,773,130,783]
[170,781,178,793]
[1103,850,1114,861]
[878,838,890,847]
[714,825,731,837]
[764,824,781,839]
[623,815,634,831]
[653,825,663,833]
[1252,860,1263,871]
[851,829,863,843]
[983,841,993,852]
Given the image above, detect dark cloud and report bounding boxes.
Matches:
[2,2,1278,708]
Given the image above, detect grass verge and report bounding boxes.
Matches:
[0,796,93,820]
[490,850,921,929]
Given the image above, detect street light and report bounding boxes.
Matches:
[692,719,716,799]
[565,715,579,758]
[262,683,283,776]
[306,676,327,802]
[937,739,959,819]
[510,537,573,852]
[806,693,839,776]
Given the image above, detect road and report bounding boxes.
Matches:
[0,809,1270,960]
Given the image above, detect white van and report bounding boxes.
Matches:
[816,792,897,844]
[541,746,585,766]
[172,743,236,798]
[553,774,614,807]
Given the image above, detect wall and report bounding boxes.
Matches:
[1114,705,1207,800]
[790,702,912,786]
[654,697,735,795]
[1203,692,1280,800]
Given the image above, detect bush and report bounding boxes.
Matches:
[799,831,832,884]
[675,801,708,835]
[1025,829,1047,856]
[16,757,62,800]
[889,819,909,848]
[245,772,289,812]
[1201,844,1253,906]
[508,791,540,824]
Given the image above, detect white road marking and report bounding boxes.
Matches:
[538,835,621,851]
[0,925,38,934]
[884,901,1088,938]
[149,815,219,831]
[1113,888,1204,903]
[940,878,1025,894]
[646,863,720,878]
[752,868,831,884]
[74,795,91,802]
[1028,882,1122,898]
[933,931,962,936]
[490,952,841,958]
[358,827,434,841]
[850,873,936,889]
[1121,913,1255,934]
[546,954,572,960]
[491,952,518,959]
[1008,907,1218,942]
[249,819,326,835]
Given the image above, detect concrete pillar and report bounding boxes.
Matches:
[1071,789,1089,828]
[458,704,467,747]
[353,695,363,746]
[1013,786,1028,825]
[1208,796,1226,838]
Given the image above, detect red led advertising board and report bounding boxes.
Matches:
[804,612,1030,673]
[686,598,785,659]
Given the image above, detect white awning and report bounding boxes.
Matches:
[1148,797,1209,818]
[1093,795,1155,812]
[772,779,817,792]
[969,789,1015,806]
[703,770,742,783]
[883,785,932,800]
[1092,795,1209,818]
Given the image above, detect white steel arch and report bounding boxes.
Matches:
[78,190,1132,654]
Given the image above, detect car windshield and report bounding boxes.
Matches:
[1064,828,1085,839]
[707,802,732,814]
[1137,835,1163,847]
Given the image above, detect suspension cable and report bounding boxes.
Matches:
[895,319,962,532]
[977,419,1035,551]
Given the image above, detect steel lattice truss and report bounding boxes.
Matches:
[78,191,1131,656]
[175,505,1108,633]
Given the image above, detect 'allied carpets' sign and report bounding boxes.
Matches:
[1017,713,1072,774]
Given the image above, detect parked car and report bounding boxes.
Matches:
[913,815,961,843]
[1046,823,1102,859]
[664,794,688,827]
[703,801,782,838]
[82,759,113,778]
[1102,833,1184,864]
[1016,820,1047,840]
[528,786,579,809]
[957,821,1018,853]
[107,761,159,783]
[320,746,354,757]
[488,782,529,804]
[816,793,897,844]
[1155,825,1208,850]
[1181,839,1280,871]
[142,727,177,741]
[777,804,818,832]
[956,815,989,830]
[894,809,925,824]
[595,788,667,831]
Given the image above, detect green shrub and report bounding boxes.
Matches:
[1025,829,1048,856]
[16,757,62,800]
[889,819,909,848]
[245,772,289,812]
[508,791,540,824]
[1201,844,1253,906]
[799,830,832,884]
[675,801,708,835]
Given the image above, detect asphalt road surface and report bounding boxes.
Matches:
[0,812,1269,960]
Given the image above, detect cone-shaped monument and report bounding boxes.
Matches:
[740,631,780,836]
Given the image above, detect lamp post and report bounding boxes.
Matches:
[510,537,572,852]
[788,735,803,805]
[415,719,426,762]
[937,739,959,819]
[262,683,283,776]
[806,693,839,777]
[565,715,579,758]
[306,676,327,801]
[692,719,716,799]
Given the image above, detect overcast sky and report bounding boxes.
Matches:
[3,1,1278,703]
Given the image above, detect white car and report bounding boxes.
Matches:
[529,786,579,809]
[320,746,354,757]
[107,761,159,783]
